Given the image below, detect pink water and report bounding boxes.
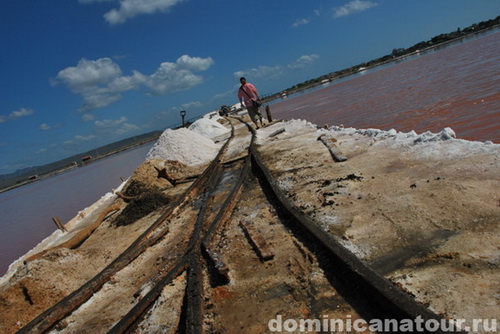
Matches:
[271,31,500,143]
[0,143,153,275]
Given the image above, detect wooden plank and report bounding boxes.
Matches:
[269,128,285,137]
[239,220,274,261]
[52,217,68,232]
[318,134,347,162]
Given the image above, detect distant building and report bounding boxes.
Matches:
[81,155,92,162]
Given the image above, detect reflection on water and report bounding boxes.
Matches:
[0,143,153,275]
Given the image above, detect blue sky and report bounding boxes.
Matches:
[1,0,499,174]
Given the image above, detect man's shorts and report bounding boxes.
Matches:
[247,105,263,124]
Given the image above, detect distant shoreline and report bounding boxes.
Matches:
[262,23,499,102]
[0,137,157,195]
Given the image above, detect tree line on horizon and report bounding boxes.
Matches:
[0,130,162,190]
[266,15,500,99]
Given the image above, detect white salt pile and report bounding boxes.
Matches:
[259,119,499,161]
[320,122,500,161]
[256,119,320,144]
[188,117,230,141]
[146,128,222,167]
[327,125,458,143]
[327,123,496,143]
[280,119,318,133]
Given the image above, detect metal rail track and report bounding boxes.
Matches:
[18,117,463,333]
[250,149,463,334]
[17,120,239,334]
[109,119,253,334]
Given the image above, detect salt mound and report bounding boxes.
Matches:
[327,125,460,144]
[146,128,221,166]
[413,127,456,142]
[189,117,230,141]
[256,119,319,144]
[281,119,318,132]
[203,112,223,121]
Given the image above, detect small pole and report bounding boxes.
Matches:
[265,105,273,123]
[52,217,68,232]
[180,110,187,127]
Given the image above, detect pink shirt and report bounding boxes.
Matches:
[238,83,258,107]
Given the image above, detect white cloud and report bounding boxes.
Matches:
[95,116,139,135]
[181,101,202,109]
[103,0,186,25]
[54,55,213,112]
[39,122,63,130]
[288,54,320,69]
[79,91,123,112]
[176,55,214,71]
[74,134,97,141]
[39,123,51,131]
[235,54,319,80]
[292,18,310,28]
[11,108,34,118]
[143,55,214,95]
[333,0,378,18]
[0,108,34,123]
[53,58,126,112]
[82,113,95,122]
[54,58,122,92]
[115,122,140,135]
[95,116,127,129]
[36,148,48,154]
[235,65,282,80]
[145,63,203,95]
[64,134,97,146]
[292,9,321,28]
[108,71,145,91]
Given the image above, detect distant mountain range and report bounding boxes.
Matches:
[0,130,162,191]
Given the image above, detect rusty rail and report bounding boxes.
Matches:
[108,121,252,334]
[249,144,463,334]
[17,124,236,334]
